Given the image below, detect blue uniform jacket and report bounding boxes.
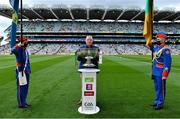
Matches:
[77,45,99,69]
[151,45,172,77]
[11,45,31,74]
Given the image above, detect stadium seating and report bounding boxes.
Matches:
[13,21,180,34]
[1,43,180,55]
[1,21,179,55]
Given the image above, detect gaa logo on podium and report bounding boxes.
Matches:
[84,102,94,110]
[84,102,93,106]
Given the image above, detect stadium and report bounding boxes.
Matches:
[0,0,180,118]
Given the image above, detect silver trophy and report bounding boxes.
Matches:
[78,48,98,68]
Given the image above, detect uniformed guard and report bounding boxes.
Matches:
[11,36,31,108]
[150,33,172,110]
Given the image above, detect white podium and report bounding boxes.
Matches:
[78,68,100,114]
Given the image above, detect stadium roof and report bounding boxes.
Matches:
[0,4,180,22]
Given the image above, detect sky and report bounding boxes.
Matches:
[1,0,180,9]
[0,0,180,35]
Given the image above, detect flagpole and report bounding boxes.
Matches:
[150,0,154,79]
[151,0,154,61]
[20,0,24,76]
[20,0,23,43]
[151,0,154,80]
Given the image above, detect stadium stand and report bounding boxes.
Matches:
[1,43,180,55]
[0,6,180,55]
[9,21,179,34]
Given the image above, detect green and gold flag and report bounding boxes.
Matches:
[143,0,153,47]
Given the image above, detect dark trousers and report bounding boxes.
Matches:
[153,76,166,107]
[16,70,30,107]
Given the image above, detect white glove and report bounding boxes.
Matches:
[17,42,24,47]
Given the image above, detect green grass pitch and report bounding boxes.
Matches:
[0,55,180,118]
